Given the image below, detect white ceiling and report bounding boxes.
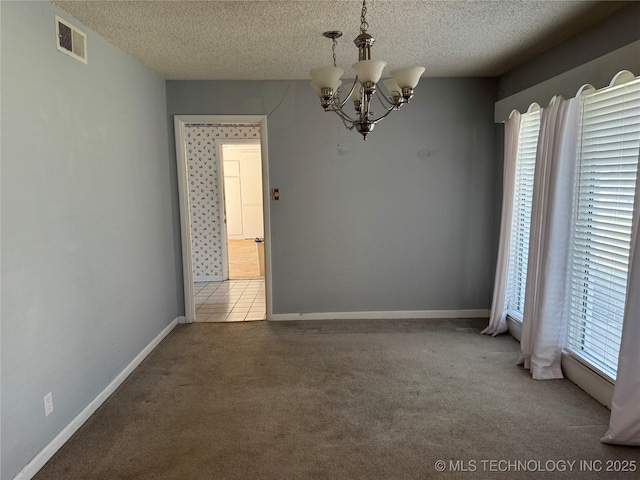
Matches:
[53,0,629,80]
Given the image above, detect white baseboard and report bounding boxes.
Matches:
[177,315,186,324]
[194,276,223,282]
[13,317,180,480]
[269,309,489,321]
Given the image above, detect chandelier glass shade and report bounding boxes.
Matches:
[309,0,425,139]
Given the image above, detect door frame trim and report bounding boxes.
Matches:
[174,115,272,323]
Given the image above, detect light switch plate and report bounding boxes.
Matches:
[44,391,54,417]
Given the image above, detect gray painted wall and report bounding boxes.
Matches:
[1,2,180,479]
[499,2,640,98]
[166,78,499,314]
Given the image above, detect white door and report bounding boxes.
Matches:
[239,148,264,238]
[223,161,244,239]
[222,145,264,239]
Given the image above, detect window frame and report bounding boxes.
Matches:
[565,77,640,381]
[506,105,542,323]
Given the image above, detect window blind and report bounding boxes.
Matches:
[507,109,541,319]
[567,78,640,381]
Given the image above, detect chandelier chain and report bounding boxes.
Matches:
[360,0,368,33]
[332,37,338,67]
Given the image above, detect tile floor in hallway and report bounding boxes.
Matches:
[194,279,265,322]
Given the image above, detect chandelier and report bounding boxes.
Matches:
[309,0,425,140]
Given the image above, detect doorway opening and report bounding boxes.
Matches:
[219,141,264,280]
[174,116,271,324]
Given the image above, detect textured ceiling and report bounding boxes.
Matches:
[53,1,629,80]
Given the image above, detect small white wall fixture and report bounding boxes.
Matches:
[174,115,272,323]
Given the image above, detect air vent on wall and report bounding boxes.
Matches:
[55,15,87,64]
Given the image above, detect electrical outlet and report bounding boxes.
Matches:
[43,391,54,417]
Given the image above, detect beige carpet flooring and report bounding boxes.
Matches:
[34,319,639,480]
[228,239,262,279]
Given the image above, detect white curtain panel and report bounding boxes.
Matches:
[483,112,521,336]
[518,96,581,379]
[601,146,640,446]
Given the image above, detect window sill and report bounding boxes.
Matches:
[561,352,614,409]
[506,316,613,409]
[506,315,522,341]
